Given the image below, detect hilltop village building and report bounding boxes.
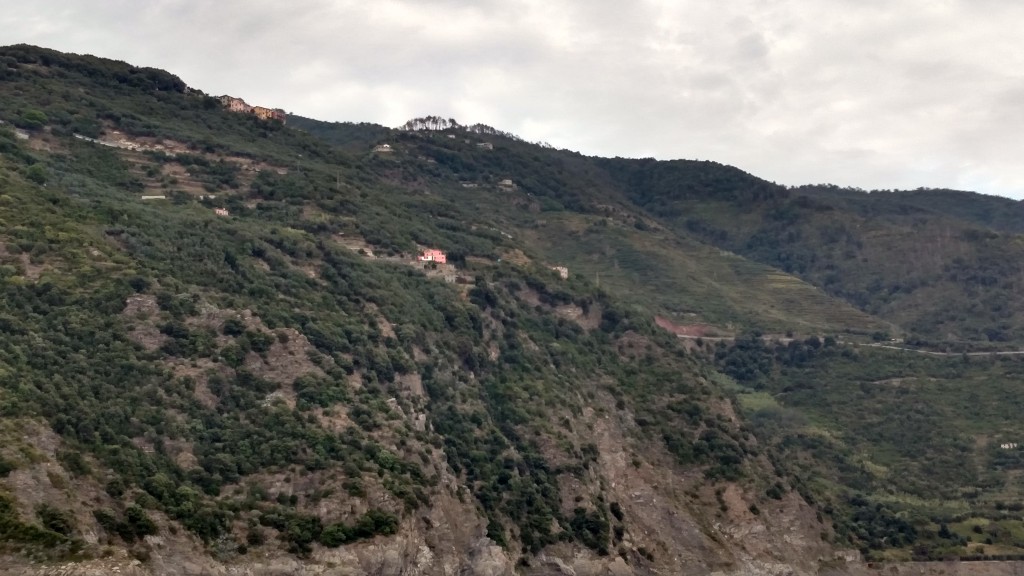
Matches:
[220,96,286,123]
[221,96,251,113]
[251,106,286,122]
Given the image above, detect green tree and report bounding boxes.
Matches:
[25,164,47,185]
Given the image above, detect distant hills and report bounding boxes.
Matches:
[294,113,1024,344]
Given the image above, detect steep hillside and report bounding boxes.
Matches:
[594,158,1024,343]
[6,42,1024,574]
[285,93,1024,564]
[341,124,891,337]
[0,45,843,575]
[803,185,1024,235]
[297,117,1024,345]
[285,115,391,153]
[714,335,1024,561]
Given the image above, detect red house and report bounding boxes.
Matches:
[418,249,447,264]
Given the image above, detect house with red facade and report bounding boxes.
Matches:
[418,249,447,264]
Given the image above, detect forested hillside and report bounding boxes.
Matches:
[298,116,1024,345]
[0,45,838,575]
[3,44,1024,575]
[593,158,1024,342]
[291,113,1024,563]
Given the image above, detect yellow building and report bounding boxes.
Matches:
[251,106,286,123]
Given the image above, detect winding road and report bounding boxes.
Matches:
[670,332,1024,357]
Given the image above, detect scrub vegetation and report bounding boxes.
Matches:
[3,43,1024,565]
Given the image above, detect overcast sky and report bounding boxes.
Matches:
[5,1,1024,198]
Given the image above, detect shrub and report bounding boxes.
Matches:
[36,504,76,536]
[17,109,48,130]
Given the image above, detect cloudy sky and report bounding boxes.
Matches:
[5,1,1024,198]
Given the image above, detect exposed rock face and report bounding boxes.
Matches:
[0,432,852,576]
[0,385,846,576]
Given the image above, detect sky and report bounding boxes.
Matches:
[5,0,1024,198]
